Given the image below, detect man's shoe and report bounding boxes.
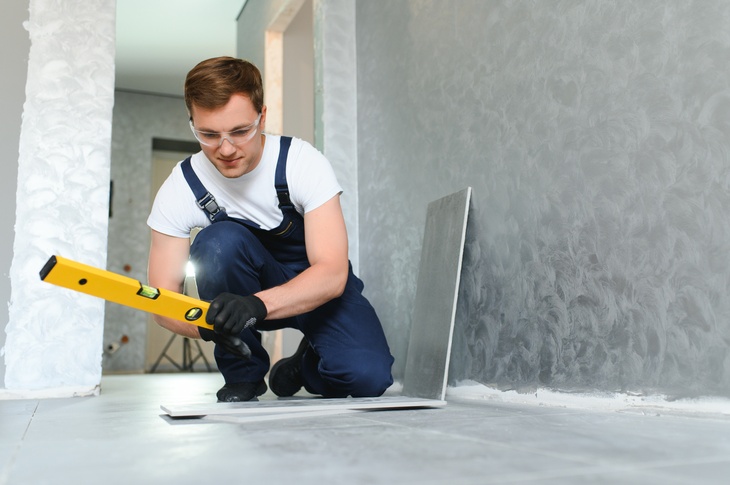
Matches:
[269,338,309,397]
[216,380,267,402]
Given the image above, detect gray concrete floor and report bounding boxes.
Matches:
[2,373,730,484]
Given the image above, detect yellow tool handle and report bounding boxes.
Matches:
[39,255,213,329]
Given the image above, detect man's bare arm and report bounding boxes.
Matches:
[256,194,349,320]
[147,229,201,338]
[149,194,349,331]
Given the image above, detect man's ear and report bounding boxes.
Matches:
[259,105,267,131]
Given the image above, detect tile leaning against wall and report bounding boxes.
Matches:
[357,0,730,398]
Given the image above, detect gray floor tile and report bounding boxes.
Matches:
[0,401,34,445]
[0,418,30,445]
[0,444,19,477]
[1,374,729,485]
[646,458,730,485]
[0,400,38,416]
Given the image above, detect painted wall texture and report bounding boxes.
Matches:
[357,1,730,398]
[105,91,197,372]
[312,0,360,272]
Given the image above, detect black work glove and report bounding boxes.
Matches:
[206,293,268,336]
[199,327,252,360]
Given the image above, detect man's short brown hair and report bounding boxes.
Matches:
[184,57,264,117]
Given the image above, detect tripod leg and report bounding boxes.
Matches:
[150,333,180,373]
[192,339,213,372]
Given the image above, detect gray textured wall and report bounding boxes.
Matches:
[357,1,730,398]
[0,1,29,387]
[105,91,196,372]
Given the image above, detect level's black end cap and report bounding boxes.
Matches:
[39,255,58,281]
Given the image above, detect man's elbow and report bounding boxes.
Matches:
[151,314,166,328]
[331,267,348,299]
[332,280,346,299]
[152,313,174,332]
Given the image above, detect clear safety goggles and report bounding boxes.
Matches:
[189,113,262,147]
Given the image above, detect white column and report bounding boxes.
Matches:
[3,0,116,397]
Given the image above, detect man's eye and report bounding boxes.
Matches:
[231,129,250,137]
[201,132,219,140]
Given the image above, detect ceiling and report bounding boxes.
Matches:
[115,0,247,98]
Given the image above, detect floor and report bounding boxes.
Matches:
[2,374,730,484]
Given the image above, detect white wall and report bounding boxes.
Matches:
[0,1,30,388]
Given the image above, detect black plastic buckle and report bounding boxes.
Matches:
[197,193,225,222]
[276,188,294,210]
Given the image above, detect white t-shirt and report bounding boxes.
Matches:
[147,134,343,238]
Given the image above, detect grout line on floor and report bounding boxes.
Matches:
[0,401,38,485]
[20,401,39,441]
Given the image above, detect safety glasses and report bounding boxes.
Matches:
[189,113,262,147]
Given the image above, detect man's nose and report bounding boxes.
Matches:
[218,136,237,153]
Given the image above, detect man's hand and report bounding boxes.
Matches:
[199,327,252,360]
[206,293,268,336]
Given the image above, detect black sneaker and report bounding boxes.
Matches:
[216,380,267,402]
[269,338,309,397]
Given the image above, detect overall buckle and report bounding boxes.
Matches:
[196,193,225,222]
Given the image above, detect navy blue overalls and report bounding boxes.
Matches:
[181,136,394,397]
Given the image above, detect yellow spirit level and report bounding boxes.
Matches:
[39,255,212,329]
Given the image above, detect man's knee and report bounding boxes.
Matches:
[189,222,263,298]
[349,358,394,397]
[320,350,394,398]
[192,221,256,256]
[190,222,261,272]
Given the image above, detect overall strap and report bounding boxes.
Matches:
[275,136,295,211]
[181,157,227,223]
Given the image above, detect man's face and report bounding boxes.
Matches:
[189,94,267,178]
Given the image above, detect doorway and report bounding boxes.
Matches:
[263,0,314,362]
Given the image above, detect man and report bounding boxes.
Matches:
[147,57,394,402]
